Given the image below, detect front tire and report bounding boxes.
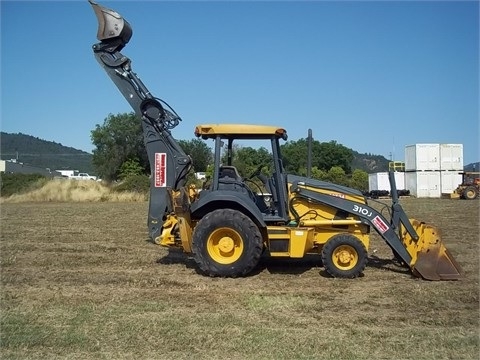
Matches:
[321,234,368,278]
[192,209,263,277]
[462,186,479,200]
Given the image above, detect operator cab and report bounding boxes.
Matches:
[194,124,289,223]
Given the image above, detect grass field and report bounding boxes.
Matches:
[1,198,479,359]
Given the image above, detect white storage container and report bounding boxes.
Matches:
[405,144,440,171]
[440,171,463,194]
[440,144,464,171]
[368,172,405,192]
[405,171,441,198]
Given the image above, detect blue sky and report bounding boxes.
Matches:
[1,0,479,165]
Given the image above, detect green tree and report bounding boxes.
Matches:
[91,113,216,181]
[325,166,348,186]
[232,146,272,177]
[281,138,308,174]
[178,139,213,173]
[91,112,146,181]
[318,141,353,174]
[349,169,368,192]
[281,139,354,175]
[119,158,144,179]
[310,166,328,180]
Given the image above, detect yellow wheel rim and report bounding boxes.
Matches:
[206,227,244,265]
[466,189,475,198]
[332,245,358,271]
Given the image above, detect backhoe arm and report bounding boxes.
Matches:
[89,1,191,240]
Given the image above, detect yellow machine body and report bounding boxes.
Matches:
[158,165,463,281]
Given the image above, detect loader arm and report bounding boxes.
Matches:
[290,182,413,265]
[89,1,192,239]
[290,181,464,280]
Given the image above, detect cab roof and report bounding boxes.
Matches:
[194,124,288,140]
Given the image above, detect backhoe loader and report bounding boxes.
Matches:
[88,1,463,280]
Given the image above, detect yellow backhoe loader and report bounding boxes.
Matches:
[89,1,464,280]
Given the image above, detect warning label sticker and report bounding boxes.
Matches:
[154,153,167,187]
[372,215,389,234]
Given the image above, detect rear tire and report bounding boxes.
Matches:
[462,186,479,200]
[321,234,368,278]
[192,209,263,277]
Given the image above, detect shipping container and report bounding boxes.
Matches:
[368,172,405,192]
[405,144,440,171]
[440,144,464,171]
[440,171,463,194]
[405,171,441,198]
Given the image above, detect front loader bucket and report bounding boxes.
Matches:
[401,220,464,281]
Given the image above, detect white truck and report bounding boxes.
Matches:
[69,172,97,181]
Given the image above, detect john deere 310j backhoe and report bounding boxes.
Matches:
[89,1,463,280]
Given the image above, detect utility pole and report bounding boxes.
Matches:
[307,129,312,178]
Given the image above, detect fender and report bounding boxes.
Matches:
[191,191,267,229]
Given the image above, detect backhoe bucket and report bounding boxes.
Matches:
[89,0,132,45]
[401,220,464,281]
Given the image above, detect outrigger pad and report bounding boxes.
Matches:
[89,0,132,45]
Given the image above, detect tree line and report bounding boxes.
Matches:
[91,112,369,192]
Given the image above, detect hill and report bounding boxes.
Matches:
[464,162,480,172]
[352,151,390,173]
[6,131,474,175]
[0,132,94,174]
[1,132,392,176]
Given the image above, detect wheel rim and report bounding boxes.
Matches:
[206,227,244,264]
[466,190,475,199]
[332,245,358,270]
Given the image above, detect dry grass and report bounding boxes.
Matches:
[0,198,479,359]
[1,179,146,203]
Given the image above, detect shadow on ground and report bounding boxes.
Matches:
[155,249,412,278]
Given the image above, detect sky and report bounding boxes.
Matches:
[1,0,479,165]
